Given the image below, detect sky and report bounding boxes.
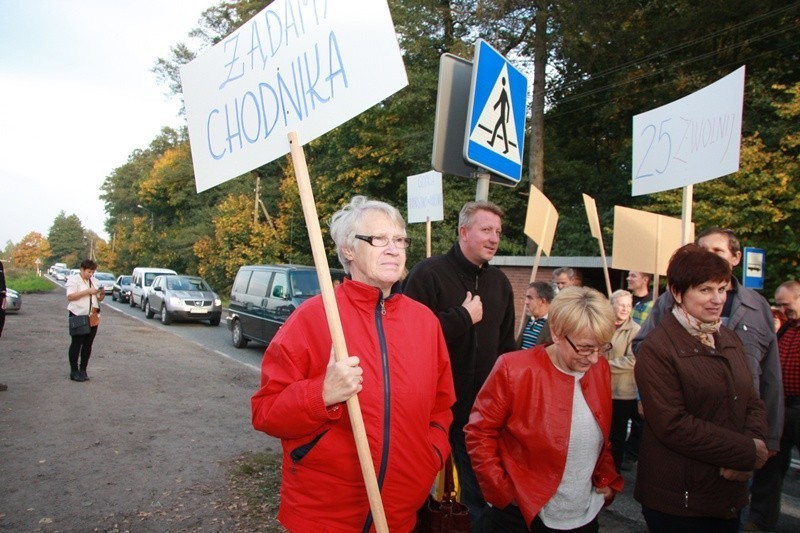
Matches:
[0,0,212,248]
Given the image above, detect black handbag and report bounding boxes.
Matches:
[414,455,471,532]
[69,314,91,336]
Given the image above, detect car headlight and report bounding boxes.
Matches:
[169,295,182,307]
[214,297,222,306]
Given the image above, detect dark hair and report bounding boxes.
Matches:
[697,227,741,256]
[528,281,555,303]
[667,244,731,298]
[80,259,98,270]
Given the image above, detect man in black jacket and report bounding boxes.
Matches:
[403,201,516,531]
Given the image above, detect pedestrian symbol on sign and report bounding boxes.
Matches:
[468,65,521,165]
[463,40,527,185]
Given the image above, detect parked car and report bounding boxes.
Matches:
[49,262,67,276]
[111,275,133,303]
[4,288,21,313]
[54,268,70,282]
[144,274,222,326]
[94,272,116,294]
[130,267,177,308]
[226,264,345,348]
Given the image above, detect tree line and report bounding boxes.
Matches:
[7,0,799,297]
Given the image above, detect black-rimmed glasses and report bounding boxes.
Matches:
[355,234,412,249]
[565,336,612,356]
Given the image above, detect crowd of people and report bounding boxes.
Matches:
[250,195,796,532]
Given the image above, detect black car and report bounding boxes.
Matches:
[226,265,345,348]
[111,275,133,303]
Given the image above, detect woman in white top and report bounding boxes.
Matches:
[66,259,105,382]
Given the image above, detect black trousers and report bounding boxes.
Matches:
[486,504,599,533]
[68,312,98,371]
[641,505,739,533]
[610,399,638,471]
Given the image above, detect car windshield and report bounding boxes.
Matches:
[290,271,322,298]
[168,277,211,291]
[96,273,115,280]
[120,276,132,284]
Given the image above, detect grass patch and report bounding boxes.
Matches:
[6,270,55,293]
[226,449,285,532]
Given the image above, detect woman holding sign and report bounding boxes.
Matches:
[251,196,455,532]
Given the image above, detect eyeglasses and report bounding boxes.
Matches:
[355,234,412,249]
[565,336,612,356]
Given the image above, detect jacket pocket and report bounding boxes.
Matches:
[290,430,329,466]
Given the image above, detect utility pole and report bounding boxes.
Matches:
[254,175,277,234]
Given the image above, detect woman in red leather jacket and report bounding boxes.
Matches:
[465,287,623,532]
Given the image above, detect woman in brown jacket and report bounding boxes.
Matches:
[634,244,768,532]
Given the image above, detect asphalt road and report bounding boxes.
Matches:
[47,276,800,530]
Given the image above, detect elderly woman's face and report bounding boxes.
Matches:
[675,280,728,323]
[346,210,406,295]
[612,295,632,324]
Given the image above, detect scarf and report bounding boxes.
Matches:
[672,304,720,348]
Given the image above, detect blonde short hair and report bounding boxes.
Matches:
[548,287,615,344]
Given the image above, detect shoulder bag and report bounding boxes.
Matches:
[88,279,100,327]
[414,455,471,533]
[69,315,91,336]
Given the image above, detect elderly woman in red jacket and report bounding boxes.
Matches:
[465,287,623,532]
[251,196,455,532]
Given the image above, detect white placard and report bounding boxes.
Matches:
[181,1,408,192]
[631,66,745,196]
[407,171,443,223]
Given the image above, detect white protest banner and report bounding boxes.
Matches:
[181,1,408,192]
[631,66,745,196]
[407,171,443,224]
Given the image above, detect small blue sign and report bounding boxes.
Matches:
[743,247,765,290]
[463,40,528,184]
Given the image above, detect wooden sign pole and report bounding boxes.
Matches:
[288,132,388,533]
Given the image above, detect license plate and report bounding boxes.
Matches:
[189,307,208,314]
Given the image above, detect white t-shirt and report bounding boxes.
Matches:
[538,369,605,529]
[66,274,100,316]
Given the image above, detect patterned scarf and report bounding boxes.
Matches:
[672,305,720,348]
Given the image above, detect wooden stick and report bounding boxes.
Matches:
[426,216,432,258]
[287,132,388,533]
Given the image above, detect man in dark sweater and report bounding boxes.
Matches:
[403,200,516,531]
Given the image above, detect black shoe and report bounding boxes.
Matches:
[70,370,85,382]
[0,383,7,391]
[80,370,89,381]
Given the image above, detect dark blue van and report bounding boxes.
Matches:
[226,265,345,348]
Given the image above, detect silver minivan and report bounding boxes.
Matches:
[129,267,177,308]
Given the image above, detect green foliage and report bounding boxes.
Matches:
[5,270,54,293]
[86,0,799,295]
[48,212,85,262]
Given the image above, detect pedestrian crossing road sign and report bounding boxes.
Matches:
[464,39,528,184]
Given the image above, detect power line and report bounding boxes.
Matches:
[550,2,800,97]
